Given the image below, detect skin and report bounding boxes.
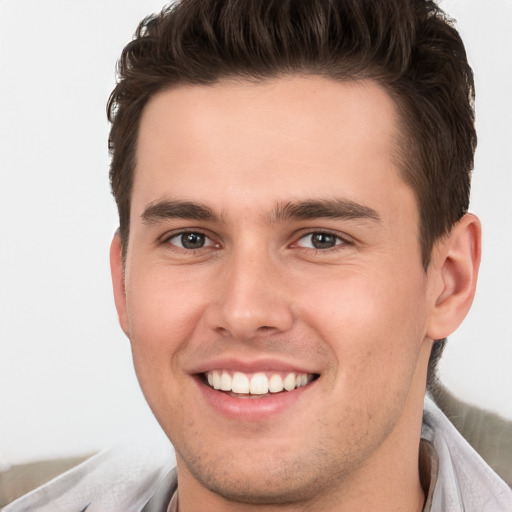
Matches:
[111,76,481,511]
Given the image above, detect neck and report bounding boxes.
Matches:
[176,414,426,512]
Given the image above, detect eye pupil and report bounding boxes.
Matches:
[311,233,336,249]
[181,232,205,249]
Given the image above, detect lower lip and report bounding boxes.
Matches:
[194,376,315,421]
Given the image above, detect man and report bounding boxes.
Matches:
[5,0,512,511]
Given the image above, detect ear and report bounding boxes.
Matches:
[426,213,481,340]
[110,231,130,337]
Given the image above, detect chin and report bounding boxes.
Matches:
[187,461,323,505]
[176,439,348,507]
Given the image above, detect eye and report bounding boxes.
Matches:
[295,232,344,249]
[167,231,216,250]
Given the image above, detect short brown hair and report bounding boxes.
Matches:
[107,0,476,387]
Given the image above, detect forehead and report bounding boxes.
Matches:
[133,76,413,223]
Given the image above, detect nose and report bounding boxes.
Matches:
[206,246,294,341]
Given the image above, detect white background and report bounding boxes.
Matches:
[0,0,511,466]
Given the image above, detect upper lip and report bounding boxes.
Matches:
[187,357,320,376]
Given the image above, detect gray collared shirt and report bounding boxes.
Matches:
[420,397,512,511]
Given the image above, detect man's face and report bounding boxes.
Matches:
[114,77,437,505]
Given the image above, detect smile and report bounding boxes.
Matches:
[204,370,316,396]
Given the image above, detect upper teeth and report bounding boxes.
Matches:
[205,370,313,394]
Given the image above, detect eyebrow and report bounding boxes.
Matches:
[140,198,380,225]
[270,199,380,223]
[141,200,220,224]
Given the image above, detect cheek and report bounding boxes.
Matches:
[123,270,205,430]
[127,265,205,336]
[297,265,428,385]
[124,268,208,382]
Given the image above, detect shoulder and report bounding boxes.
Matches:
[423,396,512,512]
[2,439,176,512]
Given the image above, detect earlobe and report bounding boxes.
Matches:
[110,232,130,337]
[426,213,481,340]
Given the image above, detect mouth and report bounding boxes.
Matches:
[201,369,319,398]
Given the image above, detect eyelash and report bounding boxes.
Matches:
[162,230,217,251]
[293,230,351,251]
